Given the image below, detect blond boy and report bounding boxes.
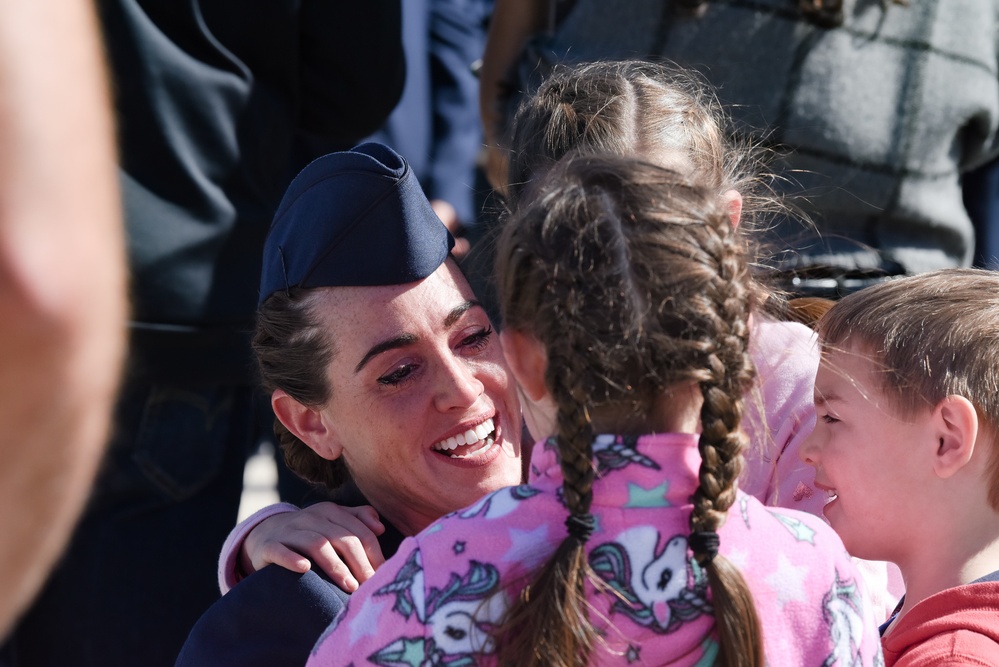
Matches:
[801,268,999,666]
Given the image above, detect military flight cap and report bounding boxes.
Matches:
[258,142,454,304]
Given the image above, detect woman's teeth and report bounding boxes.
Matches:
[434,418,495,458]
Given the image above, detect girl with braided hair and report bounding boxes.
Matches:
[306,153,883,666]
[477,58,839,521]
[482,59,902,617]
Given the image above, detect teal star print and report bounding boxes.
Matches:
[624,481,670,508]
[772,511,817,544]
[371,637,426,667]
[693,637,719,666]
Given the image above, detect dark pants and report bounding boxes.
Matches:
[2,380,264,666]
[964,156,999,270]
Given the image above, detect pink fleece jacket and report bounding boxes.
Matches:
[307,434,885,666]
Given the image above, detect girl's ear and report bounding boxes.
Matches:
[271,389,343,461]
[499,329,549,402]
[932,395,978,478]
[723,189,743,228]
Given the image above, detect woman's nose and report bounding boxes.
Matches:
[434,356,484,411]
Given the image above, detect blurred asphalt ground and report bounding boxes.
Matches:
[238,443,280,522]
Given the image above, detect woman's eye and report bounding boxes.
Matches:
[459,326,493,352]
[820,414,840,425]
[377,364,415,386]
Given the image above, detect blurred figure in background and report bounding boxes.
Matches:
[964,155,999,270]
[481,0,999,298]
[365,0,494,259]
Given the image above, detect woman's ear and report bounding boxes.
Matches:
[271,389,343,461]
[723,189,743,228]
[932,395,978,479]
[499,329,549,402]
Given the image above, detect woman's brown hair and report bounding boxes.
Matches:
[252,288,349,490]
[492,153,764,666]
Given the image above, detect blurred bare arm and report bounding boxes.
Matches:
[478,0,548,191]
[0,0,127,635]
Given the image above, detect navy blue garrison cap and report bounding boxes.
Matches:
[258,142,454,305]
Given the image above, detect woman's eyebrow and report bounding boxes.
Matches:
[444,300,481,328]
[352,300,483,374]
[354,333,418,374]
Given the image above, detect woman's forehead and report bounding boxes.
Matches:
[312,263,478,337]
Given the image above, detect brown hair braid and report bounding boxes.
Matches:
[687,215,764,666]
[493,153,763,665]
[500,60,787,432]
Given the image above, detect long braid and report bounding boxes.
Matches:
[493,175,613,667]
[689,220,764,667]
[690,228,753,532]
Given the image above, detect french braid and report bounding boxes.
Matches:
[688,221,764,667]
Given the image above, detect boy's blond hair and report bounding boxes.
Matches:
[817,268,999,509]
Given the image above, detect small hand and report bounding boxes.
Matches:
[241,503,386,592]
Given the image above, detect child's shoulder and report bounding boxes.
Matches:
[737,492,848,552]
[415,484,553,545]
[884,578,999,664]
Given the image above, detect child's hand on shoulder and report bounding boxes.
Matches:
[241,502,386,592]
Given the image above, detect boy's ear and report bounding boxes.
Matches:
[271,389,343,461]
[499,328,549,402]
[932,395,979,479]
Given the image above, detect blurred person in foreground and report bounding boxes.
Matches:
[2,2,404,665]
[0,0,126,639]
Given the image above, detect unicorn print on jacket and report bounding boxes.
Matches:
[590,525,711,633]
[822,572,877,667]
[358,551,507,667]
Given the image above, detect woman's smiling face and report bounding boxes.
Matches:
[308,261,522,535]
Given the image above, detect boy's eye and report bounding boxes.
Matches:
[378,364,415,386]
